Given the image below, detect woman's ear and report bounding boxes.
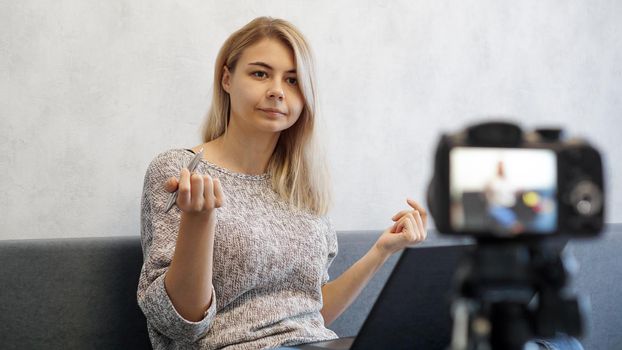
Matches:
[222,66,231,93]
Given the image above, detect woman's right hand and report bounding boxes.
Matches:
[162,168,222,321]
[164,168,225,216]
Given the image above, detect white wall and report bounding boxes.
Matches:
[1,0,620,240]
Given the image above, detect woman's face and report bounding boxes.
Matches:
[222,38,304,135]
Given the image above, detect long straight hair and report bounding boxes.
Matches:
[201,17,331,216]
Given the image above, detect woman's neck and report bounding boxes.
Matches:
[200,127,279,175]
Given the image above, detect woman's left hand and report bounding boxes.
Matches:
[374,198,428,256]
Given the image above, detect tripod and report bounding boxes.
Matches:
[448,241,584,350]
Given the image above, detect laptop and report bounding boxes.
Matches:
[295,244,471,350]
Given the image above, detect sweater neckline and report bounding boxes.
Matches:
[183,149,271,181]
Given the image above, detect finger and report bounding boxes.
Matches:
[164,177,179,193]
[203,175,214,209]
[414,210,426,240]
[213,178,225,208]
[395,221,404,233]
[395,216,405,233]
[406,198,426,214]
[391,209,411,222]
[396,215,414,239]
[190,172,204,211]
[392,204,428,223]
[413,210,425,232]
[391,222,399,233]
[403,215,417,242]
[398,212,418,242]
[177,168,191,209]
[407,198,428,226]
[406,213,421,241]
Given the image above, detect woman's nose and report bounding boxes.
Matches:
[267,85,285,101]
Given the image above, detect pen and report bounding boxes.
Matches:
[164,148,204,213]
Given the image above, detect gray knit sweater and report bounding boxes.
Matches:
[138,149,339,349]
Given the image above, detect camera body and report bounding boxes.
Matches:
[428,121,605,238]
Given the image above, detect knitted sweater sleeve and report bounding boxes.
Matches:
[136,151,217,343]
[321,216,339,286]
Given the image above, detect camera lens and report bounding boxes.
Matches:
[569,180,603,216]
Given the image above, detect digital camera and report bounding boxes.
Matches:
[427,121,604,238]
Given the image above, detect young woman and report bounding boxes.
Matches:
[137,17,427,349]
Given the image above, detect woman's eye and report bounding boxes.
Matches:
[252,71,267,78]
[286,77,298,85]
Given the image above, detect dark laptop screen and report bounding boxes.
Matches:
[352,244,471,350]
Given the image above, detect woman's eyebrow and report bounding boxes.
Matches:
[248,61,296,73]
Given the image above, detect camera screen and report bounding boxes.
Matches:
[449,147,557,235]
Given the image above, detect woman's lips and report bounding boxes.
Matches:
[258,108,286,117]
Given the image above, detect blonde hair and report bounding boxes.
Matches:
[201,17,331,216]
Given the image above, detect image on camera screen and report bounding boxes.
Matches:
[449,147,557,235]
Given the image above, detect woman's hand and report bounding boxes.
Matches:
[162,168,223,321]
[164,168,225,217]
[374,198,428,257]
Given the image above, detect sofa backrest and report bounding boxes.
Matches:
[0,236,151,349]
[567,225,622,350]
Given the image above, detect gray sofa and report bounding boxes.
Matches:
[1,225,620,349]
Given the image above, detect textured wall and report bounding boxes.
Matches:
[1,0,620,239]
